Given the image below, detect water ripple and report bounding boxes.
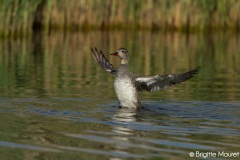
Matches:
[0,141,59,152]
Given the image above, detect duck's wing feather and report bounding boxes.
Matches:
[91,47,117,75]
[135,66,201,92]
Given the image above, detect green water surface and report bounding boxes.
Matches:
[0,31,239,160]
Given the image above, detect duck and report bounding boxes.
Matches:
[91,47,200,109]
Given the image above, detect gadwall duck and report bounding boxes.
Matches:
[91,47,200,109]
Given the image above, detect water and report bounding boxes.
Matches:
[0,31,239,160]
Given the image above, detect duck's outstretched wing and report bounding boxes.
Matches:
[135,66,201,92]
[91,47,117,75]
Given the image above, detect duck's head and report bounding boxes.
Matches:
[111,48,129,60]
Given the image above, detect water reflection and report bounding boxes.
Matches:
[0,31,239,101]
[111,108,137,159]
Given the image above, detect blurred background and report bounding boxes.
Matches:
[0,0,239,35]
[0,0,239,100]
[0,1,240,160]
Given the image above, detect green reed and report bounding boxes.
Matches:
[0,0,239,37]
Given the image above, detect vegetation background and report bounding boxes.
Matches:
[0,0,239,38]
[0,0,239,100]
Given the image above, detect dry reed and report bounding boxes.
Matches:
[0,0,239,37]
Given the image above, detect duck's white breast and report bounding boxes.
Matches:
[114,78,139,108]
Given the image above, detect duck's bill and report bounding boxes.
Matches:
[110,52,119,56]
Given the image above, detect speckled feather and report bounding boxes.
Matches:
[91,48,116,74]
[91,47,200,109]
[135,66,201,92]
